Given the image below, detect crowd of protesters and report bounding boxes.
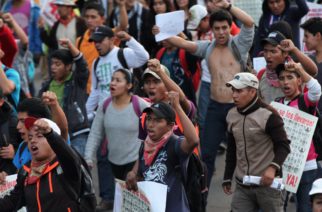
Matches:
[2,0,322,211]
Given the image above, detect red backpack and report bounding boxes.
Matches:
[156,48,201,91]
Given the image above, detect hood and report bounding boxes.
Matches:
[262,0,290,15]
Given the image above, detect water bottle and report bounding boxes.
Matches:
[74,102,85,123]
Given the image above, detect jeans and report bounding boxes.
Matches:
[201,99,234,187]
[70,133,88,157]
[232,184,284,212]
[296,169,318,212]
[198,81,210,134]
[97,148,115,201]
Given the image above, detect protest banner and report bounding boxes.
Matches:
[40,0,58,27]
[155,11,185,42]
[271,102,318,193]
[0,174,17,198]
[114,180,167,212]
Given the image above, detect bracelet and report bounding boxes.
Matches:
[226,3,232,12]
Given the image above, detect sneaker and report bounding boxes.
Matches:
[96,199,114,211]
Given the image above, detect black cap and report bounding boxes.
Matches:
[89,26,114,42]
[261,31,286,46]
[143,102,176,123]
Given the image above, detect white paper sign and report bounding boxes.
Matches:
[253,57,266,73]
[40,0,59,27]
[114,180,167,212]
[155,11,185,42]
[271,102,318,193]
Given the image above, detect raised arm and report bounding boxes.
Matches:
[2,13,28,47]
[116,31,150,68]
[213,0,254,28]
[147,59,191,113]
[169,91,199,153]
[280,39,317,76]
[114,0,128,32]
[42,91,69,141]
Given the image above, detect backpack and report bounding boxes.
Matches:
[156,48,201,92]
[100,95,142,156]
[139,135,208,212]
[19,147,97,212]
[92,48,129,89]
[297,95,322,161]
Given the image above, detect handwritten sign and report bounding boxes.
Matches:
[271,102,318,193]
[155,11,185,42]
[114,180,167,212]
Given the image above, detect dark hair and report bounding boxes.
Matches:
[17,98,51,119]
[83,2,105,17]
[262,0,289,15]
[114,69,134,92]
[50,49,73,65]
[269,21,293,40]
[300,17,322,36]
[275,63,300,78]
[173,0,196,11]
[209,9,232,28]
[149,0,173,16]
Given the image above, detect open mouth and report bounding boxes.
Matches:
[148,91,156,98]
[30,145,39,155]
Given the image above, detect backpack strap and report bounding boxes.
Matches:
[131,95,141,117]
[155,47,166,61]
[93,58,100,90]
[77,35,84,50]
[257,68,266,81]
[102,97,113,114]
[117,48,129,69]
[178,49,192,79]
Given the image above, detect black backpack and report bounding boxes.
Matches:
[298,95,322,161]
[19,147,97,212]
[140,136,208,212]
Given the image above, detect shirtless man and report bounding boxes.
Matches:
[155,0,255,187]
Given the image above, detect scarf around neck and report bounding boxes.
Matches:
[143,130,173,166]
[266,68,280,87]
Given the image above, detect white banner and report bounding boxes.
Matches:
[271,102,318,193]
[114,180,167,212]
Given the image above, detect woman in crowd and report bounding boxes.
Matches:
[85,69,149,180]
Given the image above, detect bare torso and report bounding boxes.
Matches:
[208,46,241,103]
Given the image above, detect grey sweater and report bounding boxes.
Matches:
[85,97,149,165]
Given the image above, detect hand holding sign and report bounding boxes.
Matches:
[155,11,185,42]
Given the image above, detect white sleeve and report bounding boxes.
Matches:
[307,78,321,103]
[86,60,100,119]
[123,37,149,68]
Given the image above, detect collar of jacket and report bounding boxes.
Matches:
[237,95,260,115]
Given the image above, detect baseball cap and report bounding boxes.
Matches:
[261,31,286,46]
[89,26,114,42]
[53,0,77,7]
[309,178,322,196]
[143,102,176,123]
[226,73,259,89]
[187,5,208,30]
[142,65,170,80]
[25,117,61,135]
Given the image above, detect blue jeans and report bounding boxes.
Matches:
[296,169,318,212]
[97,148,115,201]
[198,81,210,133]
[201,99,234,187]
[70,133,88,157]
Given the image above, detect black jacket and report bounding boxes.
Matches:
[0,101,20,174]
[39,54,89,138]
[0,131,82,212]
